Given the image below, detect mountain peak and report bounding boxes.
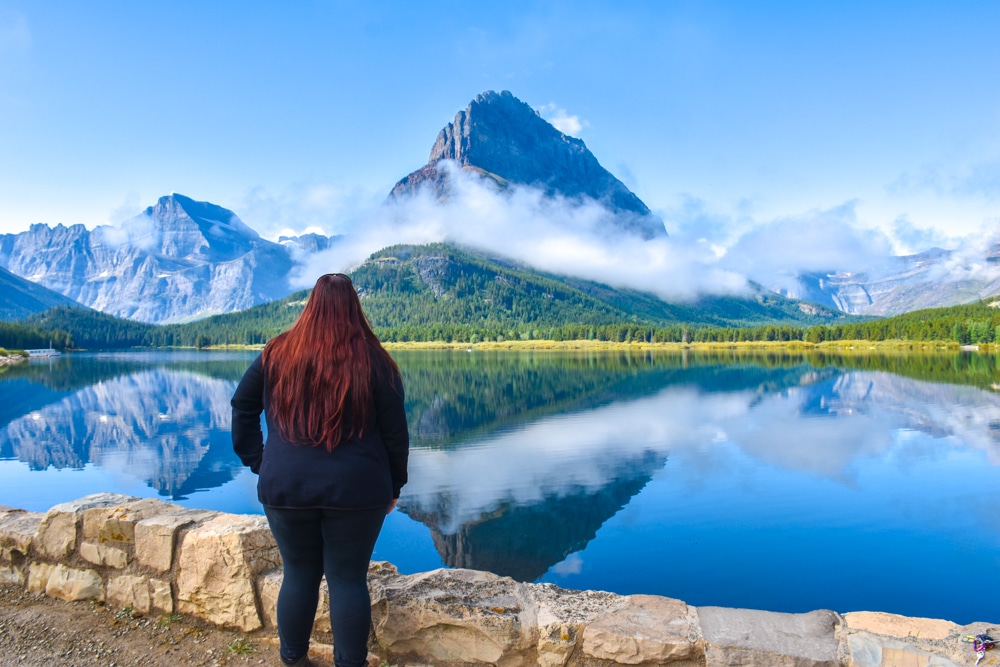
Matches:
[392,90,665,239]
[144,194,260,242]
[0,194,299,324]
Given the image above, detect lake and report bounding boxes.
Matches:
[1,348,998,624]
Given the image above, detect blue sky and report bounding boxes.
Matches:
[1,1,998,253]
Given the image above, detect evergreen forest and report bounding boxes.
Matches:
[2,243,999,351]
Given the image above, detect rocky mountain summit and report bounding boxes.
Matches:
[0,194,311,324]
[3,91,993,325]
[391,90,666,239]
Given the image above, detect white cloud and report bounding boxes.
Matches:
[269,166,1000,306]
[290,162,749,301]
[719,201,896,292]
[925,222,1000,285]
[237,182,382,241]
[550,552,584,575]
[538,103,588,137]
[889,215,957,255]
[92,213,159,251]
[107,192,143,226]
[275,225,327,240]
[661,194,755,247]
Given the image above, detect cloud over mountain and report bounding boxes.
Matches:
[718,202,896,295]
[293,163,748,302]
[390,90,666,240]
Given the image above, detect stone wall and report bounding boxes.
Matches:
[0,494,995,666]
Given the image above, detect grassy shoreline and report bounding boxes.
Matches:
[192,339,972,353]
[53,339,982,354]
[381,339,970,352]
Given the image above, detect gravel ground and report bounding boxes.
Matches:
[0,584,291,666]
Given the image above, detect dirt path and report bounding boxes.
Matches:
[0,584,289,666]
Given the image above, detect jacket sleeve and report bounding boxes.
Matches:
[231,354,265,474]
[374,362,409,498]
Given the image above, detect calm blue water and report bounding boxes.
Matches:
[1,349,998,624]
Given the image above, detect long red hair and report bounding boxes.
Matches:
[261,273,398,451]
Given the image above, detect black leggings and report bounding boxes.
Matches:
[264,506,386,667]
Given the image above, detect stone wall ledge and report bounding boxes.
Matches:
[1,495,995,666]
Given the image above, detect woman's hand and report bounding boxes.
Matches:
[387,498,398,514]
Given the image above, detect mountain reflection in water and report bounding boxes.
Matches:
[0,353,253,499]
[404,450,667,581]
[2,349,999,622]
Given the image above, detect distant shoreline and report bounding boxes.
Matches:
[380,339,970,352]
[40,340,983,354]
[196,339,970,353]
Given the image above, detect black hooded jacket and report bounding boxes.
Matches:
[231,350,409,509]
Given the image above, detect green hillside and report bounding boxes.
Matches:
[4,241,938,350]
[352,243,846,340]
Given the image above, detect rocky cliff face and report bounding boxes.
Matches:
[0,266,81,321]
[391,90,666,239]
[779,247,1000,315]
[0,194,311,324]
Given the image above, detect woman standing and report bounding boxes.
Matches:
[231,273,409,667]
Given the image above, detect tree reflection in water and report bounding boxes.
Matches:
[2,348,1000,616]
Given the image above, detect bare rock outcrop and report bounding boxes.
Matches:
[391,90,667,240]
[0,194,304,323]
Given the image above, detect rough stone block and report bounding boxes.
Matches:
[82,497,176,545]
[35,512,76,560]
[0,509,42,564]
[175,514,279,631]
[843,612,957,641]
[45,563,104,602]
[135,508,216,572]
[370,567,538,665]
[842,633,953,667]
[536,624,576,667]
[698,606,841,667]
[528,583,628,667]
[842,616,995,666]
[27,561,56,593]
[150,578,173,613]
[258,568,282,629]
[0,565,25,586]
[582,594,702,665]
[80,541,129,569]
[35,493,137,559]
[108,574,152,614]
[107,575,173,614]
[258,569,331,635]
